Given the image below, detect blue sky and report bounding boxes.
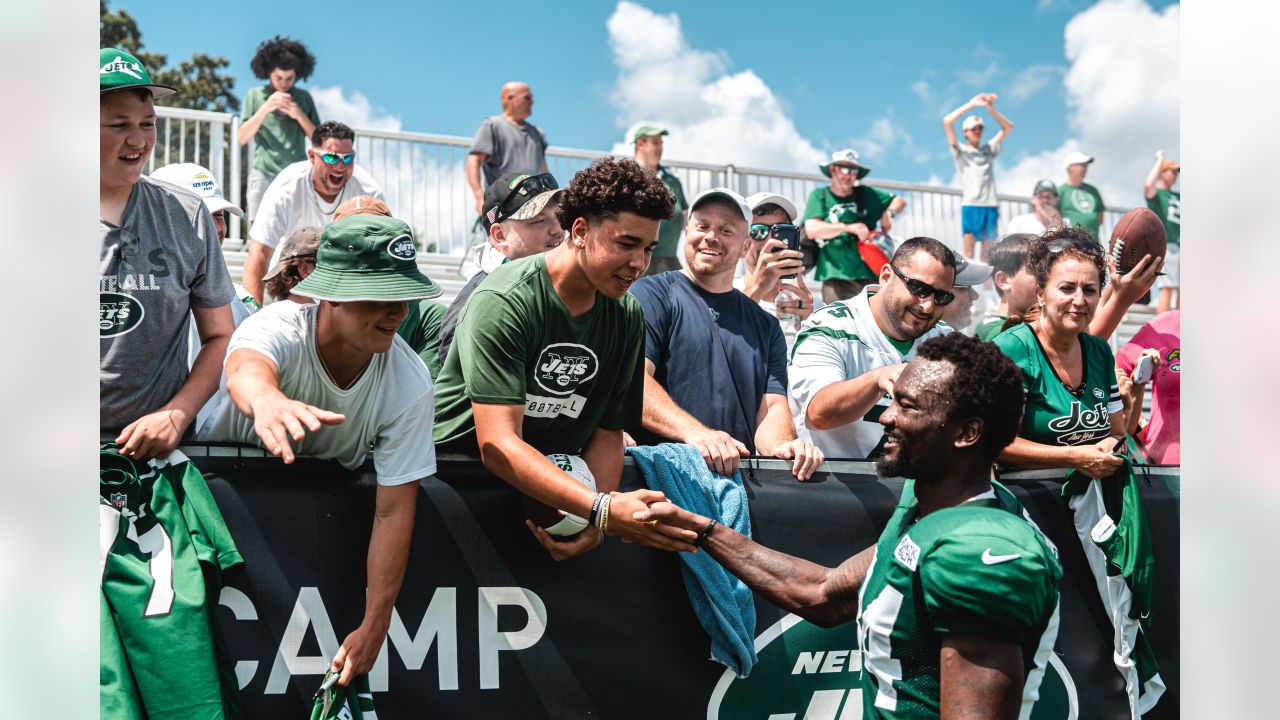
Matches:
[118,0,1179,204]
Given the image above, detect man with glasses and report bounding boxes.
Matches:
[628,189,825,481]
[629,123,689,276]
[437,172,564,366]
[241,121,384,304]
[740,192,814,321]
[789,237,955,459]
[802,149,907,304]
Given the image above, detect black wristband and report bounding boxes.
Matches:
[696,519,718,547]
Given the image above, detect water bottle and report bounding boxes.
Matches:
[776,287,802,353]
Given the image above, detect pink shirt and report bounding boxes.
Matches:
[1117,310,1180,464]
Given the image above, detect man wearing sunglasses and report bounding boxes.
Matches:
[437,172,565,366]
[242,121,384,304]
[802,149,907,305]
[789,237,955,459]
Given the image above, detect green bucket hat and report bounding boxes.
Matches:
[100,48,176,98]
[819,149,871,179]
[292,216,442,302]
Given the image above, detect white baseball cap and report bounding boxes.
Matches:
[962,115,984,131]
[744,192,798,223]
[150,162,244,217]
[954,256,994,287]
[690,187,751,223]
[1064,151,1095,167]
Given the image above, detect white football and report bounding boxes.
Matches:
[539,454,597,537]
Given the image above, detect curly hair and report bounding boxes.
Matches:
[264,258,312,301]
[556,157,675,230]
[1030,225,1106,288]
[250,36,316,80]
[916,333,1025,463]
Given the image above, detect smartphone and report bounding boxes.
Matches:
[769,224,801,280]
[1133,355,1154,384]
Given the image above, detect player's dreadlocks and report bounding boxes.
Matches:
[916,332,1025,462]
[250,36,316,81]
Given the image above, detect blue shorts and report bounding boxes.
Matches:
[961,205,999,242]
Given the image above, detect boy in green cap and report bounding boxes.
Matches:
[100,48,236,461]
[201,215,443,688]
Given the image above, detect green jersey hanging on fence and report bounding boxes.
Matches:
[100,445,244,720]
[993,323,1123,447]
[856,479,1062,719]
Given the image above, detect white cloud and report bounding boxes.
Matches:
[1001,0,1179,209]
[604,1,824,174]
[1007,64,1065,102]
[956,60,1000,87]
[311,85,403,132]
[850,113,931,168]
[910,80,934,105]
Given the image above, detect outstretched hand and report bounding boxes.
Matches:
[249,394,345,463]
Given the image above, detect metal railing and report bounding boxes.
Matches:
[152,107,1128,256]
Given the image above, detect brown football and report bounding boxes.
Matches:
[1108,207,1167,274]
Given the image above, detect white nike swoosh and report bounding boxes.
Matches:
[982,549,1022,565]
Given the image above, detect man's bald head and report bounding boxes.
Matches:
[501,82,534,121]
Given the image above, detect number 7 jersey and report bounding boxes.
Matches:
[856,480,1062,719]
[100,446,244,720]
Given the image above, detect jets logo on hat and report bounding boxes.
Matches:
[101,59,143,80]
[386,234,417,260]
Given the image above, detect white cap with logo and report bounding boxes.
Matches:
[1064,151,1095,167]
[149,162,244,217]
[690,187,751,223]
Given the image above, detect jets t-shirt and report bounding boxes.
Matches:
[802,185,897,282]
[856,479,1061,719]
[1146,188,1180,246]
[396,298,447,380]
[432,254,646,455]
[1056,182,1105,242]
[993,323,1123,446]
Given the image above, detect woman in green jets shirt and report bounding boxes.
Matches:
[992,227,1127,476]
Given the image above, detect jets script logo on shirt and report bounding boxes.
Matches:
[100,292,145,338]
[1048,400,1110,445]
[533,343,599,396]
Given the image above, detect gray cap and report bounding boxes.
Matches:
[954,257,994,287]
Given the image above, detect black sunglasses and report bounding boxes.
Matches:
[888,263,956,306]
[493,173,558,224]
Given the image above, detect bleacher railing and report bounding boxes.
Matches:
[152,107,1128,257]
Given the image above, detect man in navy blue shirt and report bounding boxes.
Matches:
[628,188,824,480]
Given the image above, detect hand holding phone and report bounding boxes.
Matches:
[1132,355,1154,384]
[768,224,801,280]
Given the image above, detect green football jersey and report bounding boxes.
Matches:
[396,297,447,380]
[100,445,244,720]
[993,323,1123,447]
[975,313,1008,342]
[311,671,379,719]
[856,480,1062,719]
[432,254,646,455]
[802,185,896,282]
[1145,188,1180,246]
[1056,182,1105,241]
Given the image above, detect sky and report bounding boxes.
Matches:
[118,0,1179,207]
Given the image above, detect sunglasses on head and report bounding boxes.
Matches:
[1046,237,1104,257]
[494,173,558,223]
[888,263,956,306]
[319,152,355,166]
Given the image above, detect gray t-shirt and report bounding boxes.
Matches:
[951,140,1002,207]
[470,115,548,187]
[100,176,236,435]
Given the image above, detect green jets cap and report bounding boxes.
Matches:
[292,215,442,302]
[629,122,669,143]
[100,48,176,98]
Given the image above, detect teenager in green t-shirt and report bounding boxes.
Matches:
[433,158,700,560]
[1056,152,1105,241]
[802,149,906,304]
[641,333,1061,720]
[238,37,321,218]
[1144,150,1181,314]
[976,233,1042,341]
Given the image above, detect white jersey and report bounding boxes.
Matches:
[248,159,384,265]
[199,301,436,485]
[788,287,951,459]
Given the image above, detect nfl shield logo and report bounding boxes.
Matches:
[110,492,127,509]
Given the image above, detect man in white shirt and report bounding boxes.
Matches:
[241,121,384,303]
[201,215,442,688]
[789,237,955,459]
[1006,179,1067,236]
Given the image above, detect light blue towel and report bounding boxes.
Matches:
[627,443,757,677]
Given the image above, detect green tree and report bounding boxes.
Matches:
[100,1,239,112]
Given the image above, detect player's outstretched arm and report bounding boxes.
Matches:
[939,634,1025,720]
[331,481,418,687]
[639,501,874,627]
[225,348,345,463]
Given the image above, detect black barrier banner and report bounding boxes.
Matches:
[186,448,1178,719]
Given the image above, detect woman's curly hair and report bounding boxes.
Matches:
[556,157,675,230]
[250,36,316,80]
[1030,224,1106,288]
[916,332,1026,462]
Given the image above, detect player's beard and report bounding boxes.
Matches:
[875,435,917,479]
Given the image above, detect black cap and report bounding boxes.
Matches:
[482,172,561,230]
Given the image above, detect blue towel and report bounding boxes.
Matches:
[626,443,757,677]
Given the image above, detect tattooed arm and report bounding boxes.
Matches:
[939,634,1024,720]
[638,501,875,627]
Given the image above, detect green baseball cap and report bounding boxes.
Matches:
[630,123,669,143]
[100,48,176,98]
[292,216,442,302]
